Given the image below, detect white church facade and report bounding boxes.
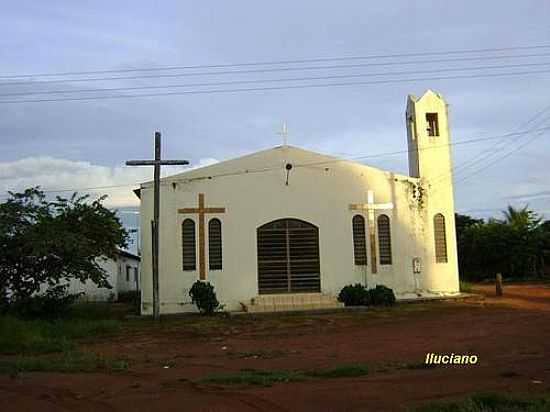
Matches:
[137,90,460,314]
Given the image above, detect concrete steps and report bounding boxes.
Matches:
[244,293,344,313]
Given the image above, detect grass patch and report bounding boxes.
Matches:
[413,392,550,412]
[201,369,307,386]
[0,315,120,355]
[459,281,474,293]
[199,363,369,386]
[68,302,131,320]
[0,351,128,375]
[226,349,289,359]
[304,364,370,378]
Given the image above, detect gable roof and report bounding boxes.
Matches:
[116,249,141,261]
[140,144,414,188]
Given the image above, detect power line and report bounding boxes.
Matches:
[3,61,549,98]
[0,183,141,200]
[2,68,550,104]
[2,52,550,87]
[3,126,550,198]
[158,127,550,183]
[453,127,550,186]
[1,183,138,195]
[428,104,550,189]
[427,118,550,198]
[278,127,550,170]
[451,108,550,183]
[505,190,550,201]
[2,44,549,79]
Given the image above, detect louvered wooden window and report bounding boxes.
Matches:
[377,214,392,265]
[352,215,367,265]
[257,219,320,294]
[182,219,196,271]
[434,213,448,263]
[208,218,222,270]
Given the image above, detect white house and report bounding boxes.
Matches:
[66,249,141,302]
[137,90,460,314]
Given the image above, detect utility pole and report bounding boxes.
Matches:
[126,132,189,320]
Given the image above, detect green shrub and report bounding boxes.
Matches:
[6,285,82,318]
[338,284,396,307]
[369,285,396,306]
[459,281,473,293]
[337,283,370,306]
[189,281,220,315]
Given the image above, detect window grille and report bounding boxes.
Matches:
[257,219,320,294]
[352,215,367,265]
[182,219,196,270]
[434,213,448,263]
[377,214,392,265]
[208,218,222,270]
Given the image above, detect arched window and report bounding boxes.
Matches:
[352,215,367,265]
[434,213,448,263]
[377,214,392,265]
[182,219,196,271]
[257,219,320,294]
[208,218,222,270]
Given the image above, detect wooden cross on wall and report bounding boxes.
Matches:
[349,190,393,274]
[178,193,225,280]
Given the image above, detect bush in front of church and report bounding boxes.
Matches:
[338,284,396,307]
[189,281,220,315]
[369,285,396,306]
[338,284,371,306]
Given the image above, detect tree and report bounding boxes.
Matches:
[455,207,548,280]
[0,187,128,301]
[502,205,541,231]
[455,213,484,278]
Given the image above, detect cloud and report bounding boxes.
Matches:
[1,2,549,220]
[0,156,218,208]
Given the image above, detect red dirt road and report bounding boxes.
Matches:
[2,283,550,411]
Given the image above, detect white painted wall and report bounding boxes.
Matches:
[139,90,460,314]
[64,253,140,302]
[116,256,140,294]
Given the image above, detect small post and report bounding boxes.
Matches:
[496,273,503,296]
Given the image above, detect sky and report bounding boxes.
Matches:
[1,1,550,219]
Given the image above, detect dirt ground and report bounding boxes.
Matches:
[2,283,550,412]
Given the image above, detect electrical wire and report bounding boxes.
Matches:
[428,106,550,190]
[3,61,549,98]
[2,52,550,87]
[3,44,549,79]
[2,126,550,198]
[2,68,550,104]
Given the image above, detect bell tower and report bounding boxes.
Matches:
[406,89,453,185]
[405,89,460,294]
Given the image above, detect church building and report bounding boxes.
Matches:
[137,90,460,314]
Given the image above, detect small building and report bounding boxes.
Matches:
[137,90,460,314]
[66,249,141,302]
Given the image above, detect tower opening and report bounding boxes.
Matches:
[426,113,439,136]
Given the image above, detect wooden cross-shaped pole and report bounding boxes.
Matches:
[349,190,393,274]
[126,132,189,321]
